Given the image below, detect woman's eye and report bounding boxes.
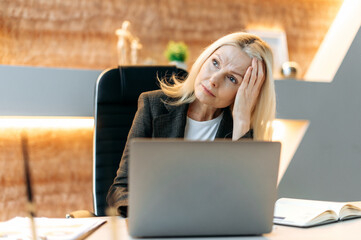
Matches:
[212,59,219,68]
[228,75,237,84]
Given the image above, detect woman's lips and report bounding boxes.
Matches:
[201,84,215,97]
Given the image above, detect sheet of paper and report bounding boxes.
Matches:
[0,217,106,240]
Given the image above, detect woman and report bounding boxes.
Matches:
[107,32,276,217]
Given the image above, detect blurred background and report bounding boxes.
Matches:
[1,0,343,74]
[0,0,345,221]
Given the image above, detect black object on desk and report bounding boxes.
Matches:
[21,132,38,239]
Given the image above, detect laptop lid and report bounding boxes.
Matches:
[128,139,281,237]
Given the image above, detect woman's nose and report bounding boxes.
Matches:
[209,73,221,87]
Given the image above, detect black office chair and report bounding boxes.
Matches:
[93,66,187,216]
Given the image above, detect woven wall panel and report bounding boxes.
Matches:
[0,0,343,76]
[0,128,93,221]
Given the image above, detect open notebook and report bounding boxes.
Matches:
[274,198,361,227]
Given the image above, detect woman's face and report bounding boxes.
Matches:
[194,45,252,109]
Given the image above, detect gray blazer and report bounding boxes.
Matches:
[106,90,252,217]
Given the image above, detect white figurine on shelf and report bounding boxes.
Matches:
[131,37,142,65]
[115,21,133,65]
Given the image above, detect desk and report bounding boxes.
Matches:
[88,217,361,240]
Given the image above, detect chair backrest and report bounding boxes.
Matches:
[93,65,187,216]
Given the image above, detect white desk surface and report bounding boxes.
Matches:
[88,217,361,240]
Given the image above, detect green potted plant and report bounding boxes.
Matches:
[164,41,189,70]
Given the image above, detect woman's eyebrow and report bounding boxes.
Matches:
[214,53,244,78]
[231,70,244,79]
[215,53,223,63]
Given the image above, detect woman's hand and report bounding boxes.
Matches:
[232,58,265,140]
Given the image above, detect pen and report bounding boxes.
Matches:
[21,132,38,240]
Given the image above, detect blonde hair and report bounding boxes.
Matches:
[159,32,276,141]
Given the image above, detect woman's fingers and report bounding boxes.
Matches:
[239,58,265,96]
[233,58,267,124]
[249,58,258,87]
[254,59,265,91]
[241,65,253,89]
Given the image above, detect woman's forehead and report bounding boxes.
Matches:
[213,45,252,69]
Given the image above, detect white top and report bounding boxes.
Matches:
[184,112,224,141]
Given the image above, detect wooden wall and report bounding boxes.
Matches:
[0,127,93,220]
[0,0,343,76]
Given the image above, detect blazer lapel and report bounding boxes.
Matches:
[216,107,233,139]
[216,107,253,139]
[153,103,188,138]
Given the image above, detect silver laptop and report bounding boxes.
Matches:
[128,139,281,237]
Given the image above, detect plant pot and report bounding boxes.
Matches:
[170,61,187,71]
